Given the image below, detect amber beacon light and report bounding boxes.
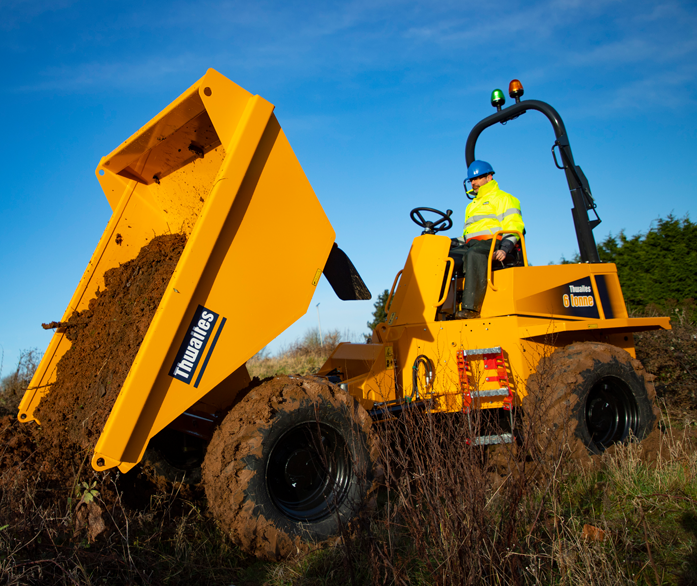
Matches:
[509,79,524,102]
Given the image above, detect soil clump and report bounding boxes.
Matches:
[0,234,186,510]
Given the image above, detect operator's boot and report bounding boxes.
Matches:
[453,291,479,320]
[455,308,480,320]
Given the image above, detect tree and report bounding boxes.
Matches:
[597,215,696,310]
[556,215,695,311]
[366,289,390,341]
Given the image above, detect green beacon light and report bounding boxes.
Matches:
[491,88,505,112]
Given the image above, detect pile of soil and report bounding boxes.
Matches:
[635,320,697,414]
[0,234,186,508]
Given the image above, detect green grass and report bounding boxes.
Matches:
[550,428,697,585]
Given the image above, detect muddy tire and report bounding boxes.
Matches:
[202,375,381,560]
[525,342,659,458]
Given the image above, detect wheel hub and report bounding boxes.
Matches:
[585,377,639,450]
[284,448,322,491]
[267,422,352,522]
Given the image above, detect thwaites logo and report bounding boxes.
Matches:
[563,283,595,308]
[169,305,219,384]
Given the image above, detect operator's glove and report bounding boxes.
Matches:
[500,239,515,255]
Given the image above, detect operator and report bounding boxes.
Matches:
[455,160,524,319]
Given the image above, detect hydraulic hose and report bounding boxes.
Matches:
[411,355,434,401]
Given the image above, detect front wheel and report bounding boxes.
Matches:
[525,342,659,457]
[202,376,380,560]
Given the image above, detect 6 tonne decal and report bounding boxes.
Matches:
[519,276,600,318]
[170,305,226,387]
[558,277,599,319]
[563,283,595,308]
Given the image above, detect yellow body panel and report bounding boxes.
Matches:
[382,235,452,327]
[19,69,671,473]
[319,234,670,413]
[20,69,335,472]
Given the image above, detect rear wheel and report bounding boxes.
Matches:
[585,375,641,450]
[525,342,658,458]
[203,376,380,560]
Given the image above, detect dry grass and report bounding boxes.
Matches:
[5,410,695,585]
[0,471,269,585]
[265,405,697,586]
[247,328,353,379]
[2,313,696,585]
[267,313,697,585]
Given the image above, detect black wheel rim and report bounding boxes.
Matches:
[585,376,639,450]
[266,422,352,522]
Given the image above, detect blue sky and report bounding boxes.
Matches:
[1,0,696,373]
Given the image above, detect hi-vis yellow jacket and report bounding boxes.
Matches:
[463,179,524,253]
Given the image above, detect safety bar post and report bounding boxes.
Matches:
[465,99,601,263]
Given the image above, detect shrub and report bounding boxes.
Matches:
[0,348,41,415]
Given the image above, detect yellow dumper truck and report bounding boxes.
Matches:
[18,70,669,559]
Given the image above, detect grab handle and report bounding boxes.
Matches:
[385,270,403,313]
[435,258,455,307]
[486,231,528,292]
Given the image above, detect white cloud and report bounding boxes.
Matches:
[6,0,697,120]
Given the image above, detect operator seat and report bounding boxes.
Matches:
[436,236,525,320]
[448,234,525,279]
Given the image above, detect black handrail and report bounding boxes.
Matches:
[465,99,601,263]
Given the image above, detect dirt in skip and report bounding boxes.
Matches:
[0,234,186,514]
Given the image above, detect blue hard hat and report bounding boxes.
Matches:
[466,160,495,181]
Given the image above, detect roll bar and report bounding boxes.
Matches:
[465,99,601,263]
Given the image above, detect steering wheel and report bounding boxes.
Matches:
[410,207,454,235]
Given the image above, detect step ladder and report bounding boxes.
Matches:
[457,346,514,445]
